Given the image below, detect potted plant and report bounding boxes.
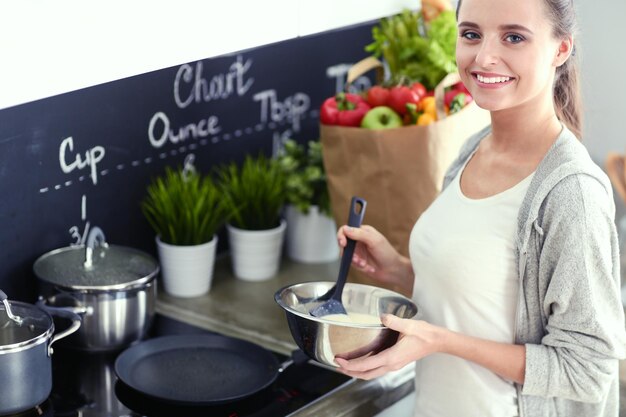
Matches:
[216,154,287,281]
[277,139,339,263]
[141,166,228,297]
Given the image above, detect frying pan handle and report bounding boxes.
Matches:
[278,349,311,373]
[336,197,367,297]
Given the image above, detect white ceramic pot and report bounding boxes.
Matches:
[156,235,218,297]
[227,220,286,281]
[285,205,339,263]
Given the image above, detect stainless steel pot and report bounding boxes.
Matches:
[0,290,81,415]
[33,227,159,351]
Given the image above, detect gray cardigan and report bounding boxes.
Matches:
[442,125,626,417]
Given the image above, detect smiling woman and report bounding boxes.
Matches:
[332,1,626,417]
[456,0,581,138]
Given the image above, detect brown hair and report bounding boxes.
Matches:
[456,0,583,139]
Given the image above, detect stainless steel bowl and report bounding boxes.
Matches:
[275,281,418,367]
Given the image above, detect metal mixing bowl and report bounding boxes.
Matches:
[274,281,418,367]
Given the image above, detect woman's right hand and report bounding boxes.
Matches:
[338,225,413,293]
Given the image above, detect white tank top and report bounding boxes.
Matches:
[408,155,533,417]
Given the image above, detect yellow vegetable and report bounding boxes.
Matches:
[421,96,437,119]
[417,113,435,126]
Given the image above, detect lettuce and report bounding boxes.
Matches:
[366,10,458,90]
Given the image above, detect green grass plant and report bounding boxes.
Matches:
[217,154,287,230]
[141,167,228,245]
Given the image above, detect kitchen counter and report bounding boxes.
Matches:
[156,255,415,417]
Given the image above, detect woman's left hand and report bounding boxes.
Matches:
[335,314,443,380]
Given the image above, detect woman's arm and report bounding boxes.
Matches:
[335,315,525,384]
[338,225,414,294]
[519,175,626,402]
[440,326,525,384]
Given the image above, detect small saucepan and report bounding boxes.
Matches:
[0,289,81,415]
[33,227,159,351]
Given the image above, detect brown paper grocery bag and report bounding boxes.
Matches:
[321,70,490,293]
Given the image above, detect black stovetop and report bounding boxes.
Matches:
[16,314,352,417]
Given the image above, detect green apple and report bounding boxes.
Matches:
[360,106,403,129]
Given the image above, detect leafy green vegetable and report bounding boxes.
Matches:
[277,139,331,216]
[365,9,458,90]
[141,167,228,246]
[449,93,467,114]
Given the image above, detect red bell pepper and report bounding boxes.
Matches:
[409,82,427,100]
[319,93,371,127]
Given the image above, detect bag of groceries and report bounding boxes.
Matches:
[320,5,490,291]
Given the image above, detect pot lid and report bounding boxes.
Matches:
[1,300,52,348]
[33,245,159,291]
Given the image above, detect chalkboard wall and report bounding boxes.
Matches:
[0,22,376,301]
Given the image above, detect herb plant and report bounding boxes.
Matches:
[217,154,287,230]
[365,9,458,90]
[277,139,331,216]
[141,167,228,246]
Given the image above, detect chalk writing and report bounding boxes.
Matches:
[326,63,372,93]
[272,130,293,158]
[68,195,91,246]
[148,111,221,149]
[182,153,196,180]
[174,56,254,109]
[253,90,310,132]
[59,137,105,185]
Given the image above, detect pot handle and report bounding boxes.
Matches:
[36,299,84,356]
[84,226,109,268]
[0,289,24,325]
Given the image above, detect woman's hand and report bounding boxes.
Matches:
[336,314,527,384]
[335,314,443,380]
[337,225,413,293]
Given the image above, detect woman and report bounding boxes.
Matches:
[335,0,626,416]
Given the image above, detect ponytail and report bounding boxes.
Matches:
[554,51,583,139]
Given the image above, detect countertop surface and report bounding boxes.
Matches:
[155,255,414,417]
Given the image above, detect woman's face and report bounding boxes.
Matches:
[455,0,570,113]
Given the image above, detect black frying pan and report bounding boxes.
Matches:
[114,334,280,405]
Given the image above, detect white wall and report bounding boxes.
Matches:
[0,0,418,110]
[574,0,626,231]
[577,0,626,163]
